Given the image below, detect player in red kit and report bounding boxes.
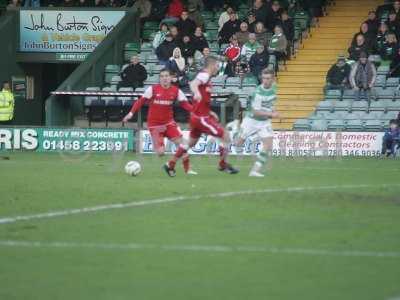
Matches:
[165,57,239,176]
[123,69,196,176]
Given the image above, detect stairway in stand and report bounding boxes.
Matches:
[274,0,383,130]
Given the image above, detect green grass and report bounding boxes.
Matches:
[0,152,400,300]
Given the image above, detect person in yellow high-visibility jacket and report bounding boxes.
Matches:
[0,81,14,123]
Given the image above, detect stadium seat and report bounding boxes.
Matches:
[374,75,386,88]
[381,111,398,121]
[144,75,159,85]
[104,65,120,84]
[225,77,241,88]
[364,120,383,131]
[84,87,100,107]
[342,89,356,100]
[377,65,390,75]
[140,42,153,54]
[111,75,122,86]
[385,77,399,88]
[139,53,148,64]
[325,89,342,100]
[211,75,227,87]
[118,87,134,103]
[124,42,140,61]
[345,119,364,131]
[293,118,311,130]
[146,54,159,64]
[316,100,334,112]
[345,111,367,120]
[368,100,386,112]
[334,100,352,111]
[351,100,368,112]
[88,100,106,126]
[327,119,346,131]
[147,64,164,76]
[310,119,328,131]
[362,111,383,120]
[385,99,400,111]
[242,76,258,88]
[106,100,123,122]
[375,88,394,100]
[101,87,116,104]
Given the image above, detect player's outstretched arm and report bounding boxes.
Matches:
[123,97,147,123]
[190,79,202,101]
[177,89,193,112]
[252,110,279,119]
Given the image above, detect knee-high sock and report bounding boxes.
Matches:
[168,145,187,169]
[182,153,190,173]
[252,151,268,173]
[219,145,228,168]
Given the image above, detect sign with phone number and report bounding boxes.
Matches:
[0,127,135,152]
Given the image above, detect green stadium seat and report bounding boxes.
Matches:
[377,65,390,75]
[342,89,356,100]
[293,119,311,130]
[345,119,364,131]
[310,119,328,131]
[374,75,386,88]
[369,100,386,112]
[143,21,159,30]
[325,89,342,100]
[316,100,334,112]
[144,75,159,85]
[381,111,398,121]
[139,53,147,64]
[146,54,159,64]
[211,75,227,87]
[334,100,352,111]
[104,65,120,84]
[111,75,122,86]
[351,100,368,112]
[242,76,258,88]
[362,111,383,120]
[328,119,346,131]
[118,87,134,103]
[385,99,400,111]
[385,77,399,88]
[205,21,219,31]
[375,88,394,100]
[101,87,116,105]
[225,77,241,87]
[140,42,153,53]
[364,120,383,131]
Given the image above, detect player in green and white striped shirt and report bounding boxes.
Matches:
[235,69,279,177]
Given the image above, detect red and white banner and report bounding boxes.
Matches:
[139,130,383,157]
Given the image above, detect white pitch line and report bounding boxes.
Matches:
[0,183,399,225]
[0,240,399,259]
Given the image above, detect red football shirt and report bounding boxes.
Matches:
[130,84,189,127]
[192,71,213,117]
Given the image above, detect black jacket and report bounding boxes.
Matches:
[278,18,294,42]
[176,18,197,38]
[254,4,269,25]
[266,8,282,31]
[191,35,209,52]
[156,40,177,61]
[326,63,351,85]
[219,19,241,44]
[120,63,148,88]
[380,42,398,61]
[249,50,270,78]
[179,41,196,59]
[365,19,379,35]
[351,31,376,51]
[348,43,369,61]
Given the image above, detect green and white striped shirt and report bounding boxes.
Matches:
[246,83,277,121]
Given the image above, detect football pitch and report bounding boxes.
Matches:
[0,152,400,300]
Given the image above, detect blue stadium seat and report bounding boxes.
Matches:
[106,100,123,122]
[310,119,328,131]
[316,100,334,112]
[334,100,352,111]
[293,119,311,130]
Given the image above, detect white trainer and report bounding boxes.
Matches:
[249,171,265,177]
[186,169,198,175]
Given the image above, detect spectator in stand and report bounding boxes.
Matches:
[350,52,377,101]
[253,0,269,27]
[393,0,400,21]
[61,0,75,7]
[187,2,204,28]
[348,34,369,61]
[380,33,398,61]
[180,35,196,61]
[246,12,257,33]
[132,0,151,22]
[325,55,351,92]
[218,11,241,45]
[195,47,210,70]
[6,0,20,10]
[365,11,379,35]
[236,22,250,46]
[351,22,375,51]
[386,11,400,40]
[24,0,40,7]
[184,56,198,82]
[268,25,288,70]
[376,23,389,54]
[278,10,294,42]
[165,0,184,23]
[152,23,169,50]
[169,25,180,42]
[176,11,197,38]
[254,22,270,47]
[94,0,108,7]
[218,6,236,32]
[119,55,148,90]
[149,0,169,22]
[76,0,91,7]
[390,47,400,77]
[156,33,178,66]
[381,119,400,157]
[249,44,270,80]
[241,33,261,61]
[224,35,241,77]
[166,48,186,85]
[266,1,283,31]
[192,26,209,52]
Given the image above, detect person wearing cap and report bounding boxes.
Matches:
[325,55,351,93]
[349,51,377,101]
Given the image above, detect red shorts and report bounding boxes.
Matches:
[189,114,225,139]
[149,122,182,151]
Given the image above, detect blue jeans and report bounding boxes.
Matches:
[355,88,371,101]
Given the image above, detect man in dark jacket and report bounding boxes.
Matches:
[119,55,148,89]
[180,35,196,60]
[266,1,282,31]
[219,12,241,44]
[253,0,269,26]
[156,34,178,65]
[325,55,351,92]
[176,10,197,38]
[149,0,169,22]
[278,11,294,42]
[249,44,270,80]
[365,11,379,35]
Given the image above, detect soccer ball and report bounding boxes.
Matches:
[124,161,141,176]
